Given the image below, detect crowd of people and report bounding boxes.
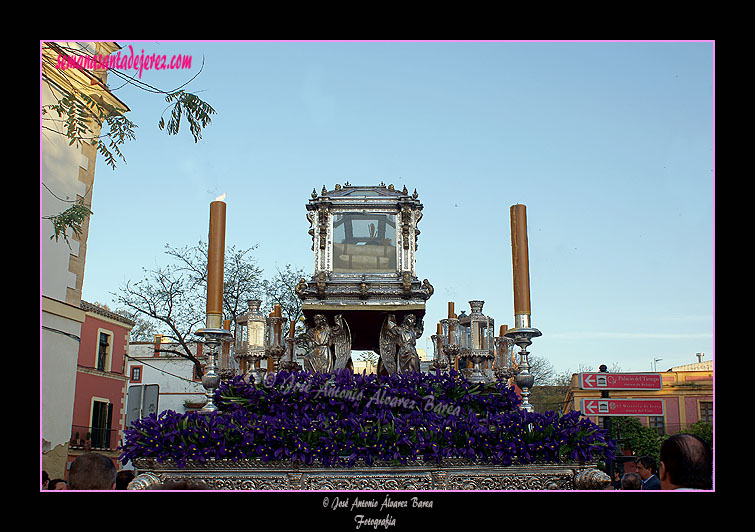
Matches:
[42,433,712,491]
[612,433,713,491]
[41,453,201,490]
[42,452,127,490]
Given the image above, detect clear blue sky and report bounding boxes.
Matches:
[76,40,714,376]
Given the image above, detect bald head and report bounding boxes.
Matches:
[68,453,117,490]
[659,433,712,490]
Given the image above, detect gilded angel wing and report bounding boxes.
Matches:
[332,314,352,370]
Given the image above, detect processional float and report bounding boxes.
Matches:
[127,184,611,490]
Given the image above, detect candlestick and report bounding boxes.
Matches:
[206,194,227,329]
[195,326,233,414]
[510,204,531,320]
[505,326,541,412]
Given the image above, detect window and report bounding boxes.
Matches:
[699,401,713,423]
[332,213,397,273]
[648,416,665,435]
[91,399,113,449]
[96,331,112,371]
[130,365,142,383]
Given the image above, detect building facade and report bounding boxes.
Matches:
[125,338,209,418]
[41,41,130,479]
[66,302,134,473]
[563,360,713,439]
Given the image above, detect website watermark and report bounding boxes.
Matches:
[55,45,192,79]
[263,372,462,418]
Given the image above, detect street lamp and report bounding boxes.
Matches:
[653,358,663,372]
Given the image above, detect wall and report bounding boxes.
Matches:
[126,342,207,416]
[41,41,129,481]
[41,299,84,479]
[562,363,713,438]
[67,305,133,479]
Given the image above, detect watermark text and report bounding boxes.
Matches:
[55,45,192,79]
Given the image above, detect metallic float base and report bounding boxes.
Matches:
[129,458,609,490]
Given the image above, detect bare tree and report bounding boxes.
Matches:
[261,264,307,330]
[114,241,264,378]
[165,241,264,329]
[527,355,556,385]
[115,264,206,376]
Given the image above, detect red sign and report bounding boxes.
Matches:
[579,372,663,391]
[581,398,665,417]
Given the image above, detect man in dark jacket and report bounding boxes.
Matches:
[636,456,661,490]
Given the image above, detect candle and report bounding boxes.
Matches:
[448,301,454,319]
[510,204,531,317]
[436,323,443,335]
[289,319,297,338]
[206,194,227,329]
[221,319,231,366]
[273,304,282,344]
[499,324,508,337]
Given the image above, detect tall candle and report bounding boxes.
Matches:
[510,204,531,317]
[448,301,455,319]
[221,319,231,367]
[273,304,282,344]
[206,194,227,329]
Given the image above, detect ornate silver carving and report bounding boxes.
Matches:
[302,314,352,373]
[505,322,542,413]
[299,185,431,353]
[129,458,602,490]
[457,301,496,383]
[234,300,268,385]
[195,327,234,413]
[573,468,612,490]
[378,313,423,374]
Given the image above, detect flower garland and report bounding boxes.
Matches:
[120,369,613,468]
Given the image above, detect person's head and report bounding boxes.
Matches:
[116,469,136,490]
[621,472,642,490]
[635,456,656,480]
[403,314,416,327]
[49,478,68,490]
[42,470,49,489]
[313,314,326,327]
[68,453,117,490]
[659,433,713,490]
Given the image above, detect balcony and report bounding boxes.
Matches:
[70,425,121,451]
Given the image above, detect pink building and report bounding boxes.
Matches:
[563,360,713,444]
[66,301,134,475]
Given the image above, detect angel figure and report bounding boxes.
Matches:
[378,313,424,375]
[303,314,352,373]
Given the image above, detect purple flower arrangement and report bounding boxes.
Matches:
[120,369,614,468]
